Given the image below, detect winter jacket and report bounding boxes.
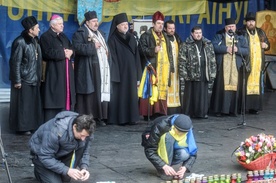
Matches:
[179,36,217,86]
[142,115,197,171]
[29,111,93,176]
[72,27,109,94]
[212,29,249,72]
[9,31,42,85]
[138,27,174,71]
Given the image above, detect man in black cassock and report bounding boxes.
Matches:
[9,16,43,135]
[179,26,216,119]
[40,15,75,122]
[72,11,110,126]
[107,13,142,125]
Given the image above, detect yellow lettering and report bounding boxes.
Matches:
[8,7,24,20]
[171,16,176,22]
[63,14,69,21]
[198,3,210,24]
[219,3,231,24]
[27,9,33,16]
[186,15,191,24]
[37,11,43,21]
[212,2,217,24]
[234,1,243,23]
[244,1,248,24]
[178,15,184,24]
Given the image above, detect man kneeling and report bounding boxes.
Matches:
[29,111,96,183]
[142,114,197,181]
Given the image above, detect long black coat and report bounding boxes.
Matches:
[40,28,75,109]
[107,30,142,125]
[9,31,43,131]
[72,27,106,94]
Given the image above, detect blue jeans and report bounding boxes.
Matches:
[165,132,190,166]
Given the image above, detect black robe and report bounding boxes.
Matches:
[183,47,209,118]
[9,32,43,132]
[40,28,75,122]
[72,27,109,120]
[107,30,142,125]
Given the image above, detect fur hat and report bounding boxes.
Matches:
[85,11,97,21]
[245,12,256,21]
[225,18,236,25]
[174,114,193,132]
[152,11,164,23]
[113,13,128,26]
[21,16,38,30]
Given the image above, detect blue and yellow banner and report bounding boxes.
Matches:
[103,0,207,16]
[0,0,77,14]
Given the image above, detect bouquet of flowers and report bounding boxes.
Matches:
[235,133,276,164]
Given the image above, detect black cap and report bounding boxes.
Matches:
[113,13,128,26]
[108,13,128,39]
[174,114,193,132]
[21,16,38,30]
[225,18,236,25]
[85,11,97,21]
[245,12,256,21]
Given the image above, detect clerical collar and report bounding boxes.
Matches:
[51,28,59,35]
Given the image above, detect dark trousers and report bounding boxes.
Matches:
[32,147,85,183]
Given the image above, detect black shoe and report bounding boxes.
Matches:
[157,170,174,181]
[215,113,222,117]
[17,131,32,136]
[96,120,106,126]
[203,115,208,119]
[249,109,259,115]
[229,113,238,117]
[128,121,138,125]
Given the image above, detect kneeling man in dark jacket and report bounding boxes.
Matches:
[142,114,197,181]
[29,111,96,183]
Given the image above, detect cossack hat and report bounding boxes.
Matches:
[113,13,128,26]
[245,12,256,21]
[152,11,164,23]
[85,11,97,21]
[225,18,236,25]
[21,16,38,30]
[174,114,193,132]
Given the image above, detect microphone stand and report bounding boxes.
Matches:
[227,32,265,131]
[0,125,13,183]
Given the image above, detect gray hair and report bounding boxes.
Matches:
[49,16,63,27]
